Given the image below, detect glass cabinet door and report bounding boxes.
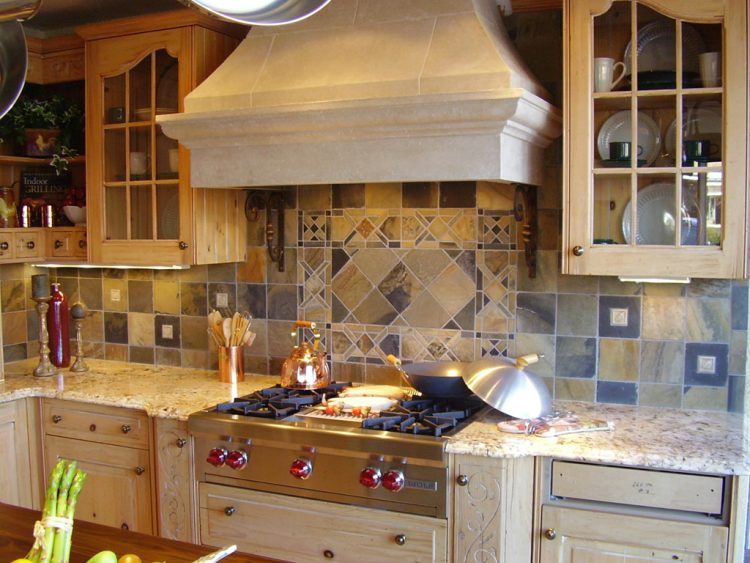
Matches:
[565,0,746,278]
[102,48,180,244]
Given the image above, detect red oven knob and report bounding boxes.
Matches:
[359,467,382,489]
[382,469,405,492]
[226,449,248,470]
[207,448,227,467]
[290,457,313,480]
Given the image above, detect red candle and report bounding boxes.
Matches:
[47,283,71,368]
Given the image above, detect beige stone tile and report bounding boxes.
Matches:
[102,279,128,312]
[686,298,730,343]
[181,315,208,350]
[332,262,372,310]
[181,349,209,369]
[598,339,639,381]
[0,264,26,281]
[154,281,181,315]
[352,249,399,286]
[81,310,104,343]
[640,341,684,384]
[683,386,728,411]
[237,247,267,284]
[128,312,155,347]
[402,291,451,329]
[729,330,747,375]
[476,181,515,210]
[428,263,474,317]
[2,311,25,345]
[179,265,207,282]
[642,296,686,340]
[639,383,681,408]
[517,250,557,293]
[155,347,181,367]
[555,378,595,401]
[298,185,331,210]
[365,183,401,208]
[352,290,397,325]
[1,280,25,312]
[105,343,128,362]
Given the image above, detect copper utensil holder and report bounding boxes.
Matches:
[218,346,245,383]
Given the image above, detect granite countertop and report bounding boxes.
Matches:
[0,359,278,420]
[446,401,750,475]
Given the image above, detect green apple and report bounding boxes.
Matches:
[86,551,118,563]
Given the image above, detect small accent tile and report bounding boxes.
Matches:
[154,315,180,348]
[598,296,640,339]
[684,343,728,386]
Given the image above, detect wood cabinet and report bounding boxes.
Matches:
[0,400,35,509]
[154,418,195,543]
[26,34,85,85]
[42,400,154,534]
[539,505,728,562]
[452,455,534,563]
[563,0,749,278]
[199,483,448,562]
[78,12,247,267]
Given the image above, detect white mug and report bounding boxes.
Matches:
[594,57,626,93]
[168,148,179,173]
[699,52,721,88]
[130,152,148,176]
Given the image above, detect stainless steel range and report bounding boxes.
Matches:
[189,383,484,519]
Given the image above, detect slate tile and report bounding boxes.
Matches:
[402,182,438,208]
[556,336,596,378]
[639,340,684,384]
[684,342,728,386]
[237,284,267,319]
[104,312,128,344]
[155,315,180,348]
[598,295,640,338]
[683,385,728,411]
[731,283,748,330]
[439,181,476,208]
[517,292,555,334]
[332,183,365,208]
[556,294,597,336]
[596,381,638,405]
[639,383,681,407]
[267,285,298,320]
[129,346,154,364]
[128,280,153,313]
[686,298,730,343]
[554,378,595,401]
[728,376,745,413]
[598,338,639,381]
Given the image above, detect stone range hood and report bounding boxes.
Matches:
[157,0,562,188]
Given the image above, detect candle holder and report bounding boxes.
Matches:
[32,296,58,378]
[70,315,89,373]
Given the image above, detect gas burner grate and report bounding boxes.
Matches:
[361,396,485,436]
[215,382,352,419]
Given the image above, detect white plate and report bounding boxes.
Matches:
[623,20,706,75]
[622,182,700,245]
[597,110,662,165]
[664,101,722,160]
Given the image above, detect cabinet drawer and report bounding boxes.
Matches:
[73,230,87,258]
[551,460,725,515]
[0,232,12,260]
[199,483,447,562]
[42,399,149,448]
[48,230,73,257]
[14,231,42,259]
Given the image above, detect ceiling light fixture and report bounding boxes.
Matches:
[182,0,331,26]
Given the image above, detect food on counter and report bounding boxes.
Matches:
[85,552,117,563]
[25,459,88,563]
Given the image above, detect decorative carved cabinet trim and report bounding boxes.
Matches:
[154,418,195,543]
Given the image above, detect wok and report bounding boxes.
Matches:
[386,355,473,399]
[180,0,331,26]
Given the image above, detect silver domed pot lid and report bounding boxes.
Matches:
[463,354,552,420]
[0,1,42,120]
[181,0,331,26]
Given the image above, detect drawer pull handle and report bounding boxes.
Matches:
[26,241,35,249]
[394,534,407,546]
[121,523,129,531]
[179,241,188,250]
[121,424,132,434]
[52,415,62,423]
[0,242,8,250]
[89,424,96,432]
[456,474,468,486]
[135,466,145,476]
[79,239,86,248]
[572,245,584,257]
[544,528,557,540]
[54,240,64,249]
[176,438,187,448]
[323,550,334,559]
[224,506,235,516]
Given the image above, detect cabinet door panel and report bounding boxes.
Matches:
[539,506,727,563]
[154,418,194,543]
[0,401,32,508]
[44,435,153,533]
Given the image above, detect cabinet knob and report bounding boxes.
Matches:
[26,241,35,249]
[121,523,129,531]
[544,528,557,540]
[224,506,235,516]
[89,424,96,432]
[394,534,407,546]
[456,474,468,486]
[178,241,188,250]
[572,245,584,257]
[134,466,145,476]
[52,415,62,424]
[0,241,9,250]
[121,424,132,434]
[323,550,334,559]
[79,239,86,248]
[176,438,187,448]
[54,239,63,249]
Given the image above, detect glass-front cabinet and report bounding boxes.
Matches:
[81,17,246,266]
[563,0,748,278]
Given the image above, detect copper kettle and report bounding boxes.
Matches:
[280,320,330,390]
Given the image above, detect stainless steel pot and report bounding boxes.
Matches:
[463,354,552,419]
[0,0,42,119]
[180,0,331,26]
[386,355,473,399]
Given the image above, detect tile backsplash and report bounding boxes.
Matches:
[3,174,746,413]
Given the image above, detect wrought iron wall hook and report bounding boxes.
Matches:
[514,184,538,279]
[245,190,285,272]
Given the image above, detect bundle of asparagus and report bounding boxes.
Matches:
[25,459,87,563]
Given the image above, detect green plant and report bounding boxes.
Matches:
[0,95,83,155]
[50,146,79,176]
